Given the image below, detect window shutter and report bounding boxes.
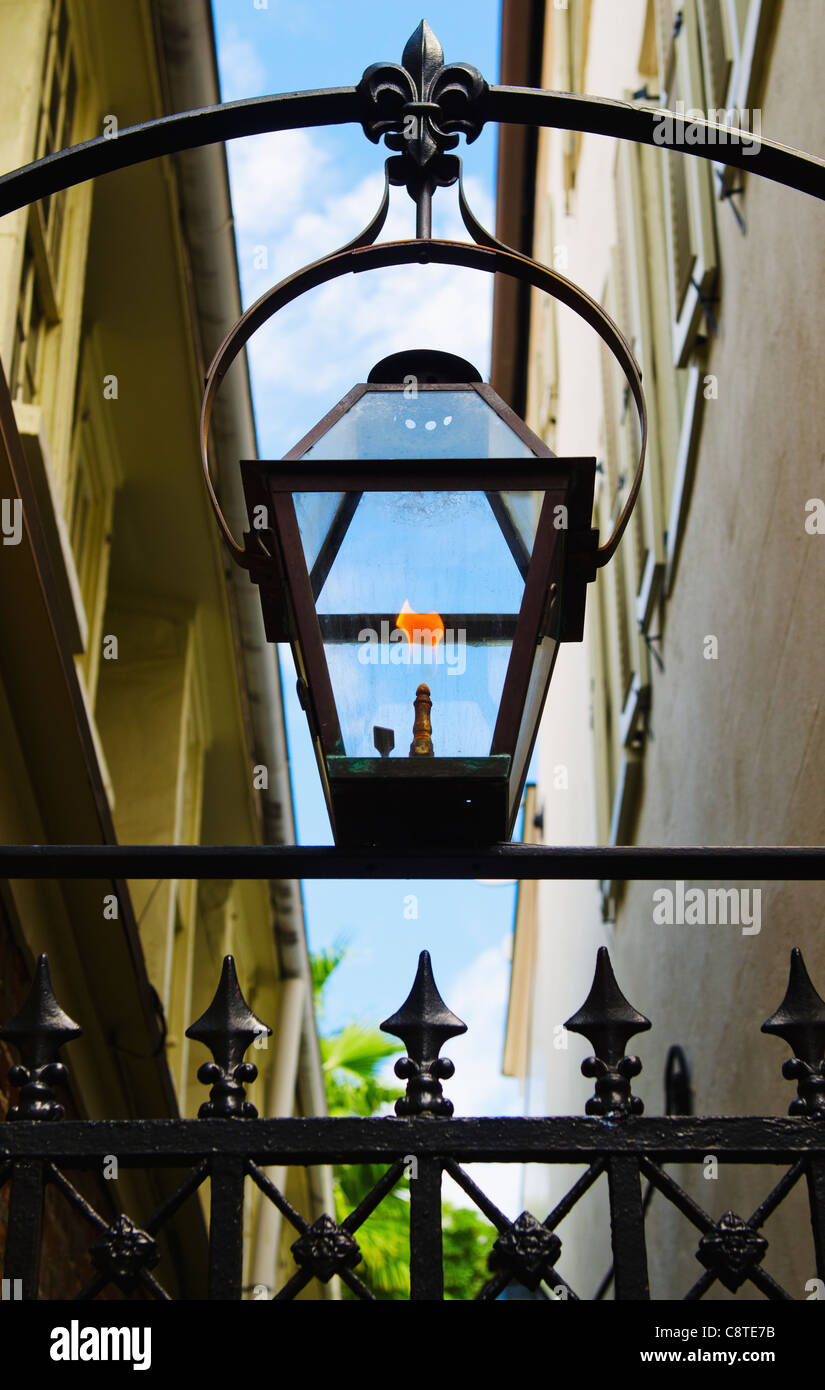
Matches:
[697,0,733,109]
[637,145,683,505]
[653,0,679,97]
[657,0,719,366]
[588,554,613,849]
[724,0,778,108]
[614,137,666,628]
[559,0,594,202]
[713,0,778,195]
[594,261,650,863]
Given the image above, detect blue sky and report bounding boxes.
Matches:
[211,0,526,1208]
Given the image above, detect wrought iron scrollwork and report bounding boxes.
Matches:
[358,20,487,230]
[291,1214,362,1284]
[488,1212,563,1292]
[90,1215,161,1295]
[695,1212,769,1293]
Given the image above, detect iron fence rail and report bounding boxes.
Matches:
[2,1115,825,1164]
[3,1129,824,1302]
[1,844,825,879]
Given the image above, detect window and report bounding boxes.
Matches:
[587,47,720,883]
[529,198,560,449]
[36,0,78,256]
[613,137,666,628]
[702,0,778,199]
[165,655,206,1104]
[697,0,733,112]
[719,0,777,112]
[64,331,123,702]
[616,127,707,600]
[9,0,80,407]
[654,0,719,367]
[589,262,649,876]
[552,0,593,208]
[10,255,49,405]
[66,413,112,696]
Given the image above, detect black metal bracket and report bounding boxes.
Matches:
[0,26,822,224]
[3,844,825,880]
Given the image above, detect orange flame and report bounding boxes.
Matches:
[395,599,445,648]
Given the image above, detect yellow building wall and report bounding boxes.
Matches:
[0,0,326,1297]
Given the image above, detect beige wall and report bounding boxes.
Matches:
[615,3,825,1301]
[516,0,825,1298]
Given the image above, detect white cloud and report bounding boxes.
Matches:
[441,936,525,1220]
[218,24,268,101]
[228,129,331,249]
[448,935,519,1119]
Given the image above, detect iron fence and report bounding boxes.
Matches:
[2,938,824,1301]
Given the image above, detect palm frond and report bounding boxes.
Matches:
[321,1022,399,1080]
[309,937,350,1009]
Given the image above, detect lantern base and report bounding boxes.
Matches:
[326,755,511,847]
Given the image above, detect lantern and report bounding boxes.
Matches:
[241,349,597,847]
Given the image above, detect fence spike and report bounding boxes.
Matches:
[0,954,81,1120]
[565,947,650,1118]
[381,949,466,1117]
[762,947,825,1116]
[186,956,271,1118]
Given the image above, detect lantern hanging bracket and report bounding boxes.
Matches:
[200,227,646,572]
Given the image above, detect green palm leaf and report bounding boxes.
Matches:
[320,1022,399,1081]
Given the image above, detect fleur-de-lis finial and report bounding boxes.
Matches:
[186,956,271,1118]
[762,948,825,1116]
[565,948,650,1118]
[381,950,466,1116]
[0,955,81,1120]
[358,22,487,234]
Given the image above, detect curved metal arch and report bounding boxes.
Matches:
[0,88,362,217]
[486,87,825,201]
[200,236,646,571]
[0,85,823,220]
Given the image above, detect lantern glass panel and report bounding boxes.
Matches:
[292,491,347,572]
[293,486,545,758]
[289,384,549,761]
[302,388,537,461]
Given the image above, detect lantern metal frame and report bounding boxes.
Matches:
[241,370,597,844]
[198,232,647,575]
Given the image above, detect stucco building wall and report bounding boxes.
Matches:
[503,0,825,1298]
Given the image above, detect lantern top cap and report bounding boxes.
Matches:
[367,348,482,385]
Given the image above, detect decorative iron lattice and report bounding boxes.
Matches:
[1,944,824,1301]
